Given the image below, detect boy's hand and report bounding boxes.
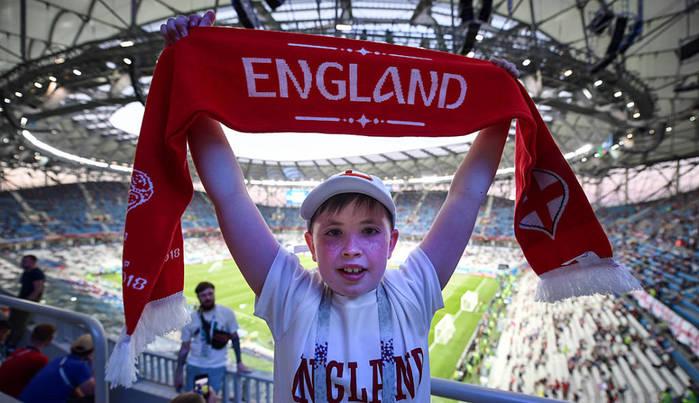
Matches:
[160,10,216,46]
[490,57,520,79]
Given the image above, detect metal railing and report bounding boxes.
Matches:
[1,292,561,402]
[0,294,109,403]
[133,348,562,403]
[431,378,564,402]
[131,347,274,402]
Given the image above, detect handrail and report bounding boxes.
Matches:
[135,346,563,403]
[0,294,109,403]
[431,378,565,402]
[0,291,562,403]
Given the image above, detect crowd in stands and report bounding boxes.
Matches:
[0,182,219,241]
[1,181,699,401]
[460,244,523,272]
[486,271,696,402]
[256,205,305,230]
[0,176,691,246]
[0,181,694,321]
[0,184,517,242]
[0,322,96,402]
[598,189,699,330]
[393,190,515,239]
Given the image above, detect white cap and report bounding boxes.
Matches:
[300,170,396,224]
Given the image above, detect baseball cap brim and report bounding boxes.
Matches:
[300,174,396,223]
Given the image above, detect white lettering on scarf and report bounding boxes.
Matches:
[241,57,467,109]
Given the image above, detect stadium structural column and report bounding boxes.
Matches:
[675,159,680,195]
[20,0,26,61]
[625,168,629,205]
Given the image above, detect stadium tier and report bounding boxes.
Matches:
[1,2,698,402]
[487,271,693,401]
[1,184,697,326]
[0,183,518,242]
[0,181,697,402]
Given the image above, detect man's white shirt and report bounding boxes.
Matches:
[255,246,444,402]
[182,304,239,368]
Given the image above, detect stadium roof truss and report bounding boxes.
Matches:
[0,0,698,203]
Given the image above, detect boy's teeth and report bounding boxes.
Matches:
[342,267,362,273]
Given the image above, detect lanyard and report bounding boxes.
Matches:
[199,310,217,342]
[313,284,395,403]
[59,356,74,389]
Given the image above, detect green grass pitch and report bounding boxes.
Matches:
[102,256,499,378]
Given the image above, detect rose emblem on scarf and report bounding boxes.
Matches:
[127,169,154,212]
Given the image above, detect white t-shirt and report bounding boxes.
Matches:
[181,304,239,368]
[255,246,444,402]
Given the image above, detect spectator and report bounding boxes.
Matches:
[19,334,95,403]
[0,318,10,362]
[170,388,217,403]
[684,380,698,403]
[0,323,56,398]
[660,387,674,403]
[174,282,249,395]
[7,255,46,349]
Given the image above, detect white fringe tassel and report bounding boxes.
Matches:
[535,258,642,303]
[105,292,191,388]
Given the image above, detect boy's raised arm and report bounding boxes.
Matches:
[162,11,278,296]
[419,121,509,289]
[188,116,279,296]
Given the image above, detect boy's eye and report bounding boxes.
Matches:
[362,227,380,235]
[325,229,341,236]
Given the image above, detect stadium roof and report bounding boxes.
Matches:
[0,1,698,183]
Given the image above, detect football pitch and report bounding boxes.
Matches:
[103,256,499,379]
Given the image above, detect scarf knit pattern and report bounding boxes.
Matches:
[106,27,641,387]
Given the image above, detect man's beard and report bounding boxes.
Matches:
[200,301,215,311]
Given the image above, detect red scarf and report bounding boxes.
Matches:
[106,27,640,387]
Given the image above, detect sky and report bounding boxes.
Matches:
[110,101,475,161]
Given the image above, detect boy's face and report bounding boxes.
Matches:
[304,200,399,297]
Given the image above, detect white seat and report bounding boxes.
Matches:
[581,367,598,402]
[632,345,668,392]
[674,366,691,387]
[660,367,685,396]
[591,365,603,401]
[627,315,650,338]
[610,363,637,403]
[645,347,663,366]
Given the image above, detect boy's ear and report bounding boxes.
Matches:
[304,231,317,262]
[387,228,399,259]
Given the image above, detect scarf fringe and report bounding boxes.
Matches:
[106,292,190,388]
[535,258,642,303]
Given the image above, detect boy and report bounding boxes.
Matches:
[162,11,513,402]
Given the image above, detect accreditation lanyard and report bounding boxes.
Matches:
[313,284,395,403]
[58,356,74,389]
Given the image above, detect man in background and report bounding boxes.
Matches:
[175,281,249,395]
[7,255,46,350]
[0,318,10,362]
